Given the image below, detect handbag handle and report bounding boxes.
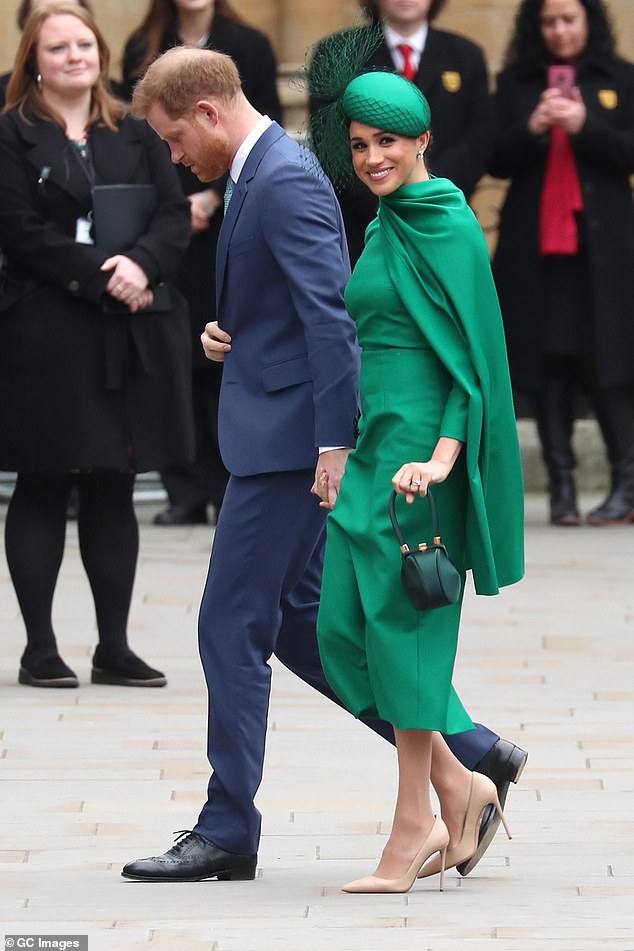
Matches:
[389,487,442,554]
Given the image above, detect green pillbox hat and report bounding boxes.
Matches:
[342,71,431,136]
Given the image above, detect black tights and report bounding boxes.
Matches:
[5,471,138,660]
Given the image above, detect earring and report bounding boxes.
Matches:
[417,148,425,161]
[36,73,42,88]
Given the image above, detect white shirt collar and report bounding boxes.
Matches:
[230,115,272,184]
[383,22,429,63]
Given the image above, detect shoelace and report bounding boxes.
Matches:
[170,830,200,853]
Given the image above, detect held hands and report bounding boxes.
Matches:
[528,87,587,137]
[101,254,153,312]
[201,320,232,362]
[311,449,351,510]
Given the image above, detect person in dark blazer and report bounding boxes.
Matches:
[121,46,527,884]
[489,0,634,526]
[0,3,194,688]
[120,0,282,526]
[309,0,494,262]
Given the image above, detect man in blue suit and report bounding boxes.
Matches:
[123,47,526,883]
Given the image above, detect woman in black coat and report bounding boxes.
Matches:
[489,0,634,526]
[0,3,194,687]
[120,0,282,527]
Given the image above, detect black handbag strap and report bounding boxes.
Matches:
[389,488,441,553]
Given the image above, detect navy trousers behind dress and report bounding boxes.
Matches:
[194,470,497,855]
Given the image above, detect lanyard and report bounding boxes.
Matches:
[68,135,96,189]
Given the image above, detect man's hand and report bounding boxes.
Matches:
[189,190,222,233]
[201,320,232,362]
[311,448,351,510]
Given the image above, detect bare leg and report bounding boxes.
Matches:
[374,728,435,879]
[431,732,473,847]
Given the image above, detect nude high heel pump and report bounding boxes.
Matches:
[342,815,450,894]
[417,772,512,880]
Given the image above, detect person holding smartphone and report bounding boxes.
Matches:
[489,0,634,526]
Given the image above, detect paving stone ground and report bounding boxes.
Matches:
[1,494,633,951]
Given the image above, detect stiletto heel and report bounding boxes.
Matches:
[342,815,450,894]
[438,842,447,892]
[495,791,512,840]
[418,773,511,880]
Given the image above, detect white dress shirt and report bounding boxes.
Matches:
[383,22,429,75]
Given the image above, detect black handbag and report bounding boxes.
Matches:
[388,488,461,611]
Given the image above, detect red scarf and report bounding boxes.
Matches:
[539,125,584,255]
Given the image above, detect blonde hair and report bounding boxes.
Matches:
[132,46,242,120]
[4,2,125,131]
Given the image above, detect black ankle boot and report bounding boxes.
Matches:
[548,477,581,526]
[586,483,634,525]
[19,651,78,688]
[91,648,167,687]
[587,456,634,525]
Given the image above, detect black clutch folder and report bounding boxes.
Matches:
[92,183,170,313]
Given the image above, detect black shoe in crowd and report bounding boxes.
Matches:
[153,504,208,526]
[586,486,634,525]
[19,652,79,688]
[91,648,167,687]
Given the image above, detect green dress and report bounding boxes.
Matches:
[317,178,524,732]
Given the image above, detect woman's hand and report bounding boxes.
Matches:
[189,190,222,234]
[546,87,587,135]
[392,460,452,504]
[528,87,586,137]
[101,254,152,313]
[392,438,463,504]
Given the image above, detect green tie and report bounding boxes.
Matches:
[223,176,234,215]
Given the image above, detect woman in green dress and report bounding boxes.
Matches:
[312,71,525,894]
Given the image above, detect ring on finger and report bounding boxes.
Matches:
[411,479,421,486]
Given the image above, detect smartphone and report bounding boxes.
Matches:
[547,64,575,99]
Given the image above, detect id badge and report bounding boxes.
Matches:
[75,216,94,245]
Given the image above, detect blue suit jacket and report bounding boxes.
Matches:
[215,122,360,476]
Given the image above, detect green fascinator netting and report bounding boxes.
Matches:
[307,26,432,191]
[343,72,431,137]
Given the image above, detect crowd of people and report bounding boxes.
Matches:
[0,0,631,893]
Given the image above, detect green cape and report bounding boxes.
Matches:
[374,177,525,594]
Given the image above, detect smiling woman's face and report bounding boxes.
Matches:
[349,120,430,196]
[35,13,100,100]
[540,0,589,62]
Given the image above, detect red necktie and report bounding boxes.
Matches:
[397,43,417,81]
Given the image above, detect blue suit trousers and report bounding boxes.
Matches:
[194,470,497,854]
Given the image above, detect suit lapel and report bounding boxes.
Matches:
[20,118,89,206]
[369,39,398,73]
[417,29,445,95]
[18,114,144,207]
[90,120,144,187]
[216,121,286,311]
